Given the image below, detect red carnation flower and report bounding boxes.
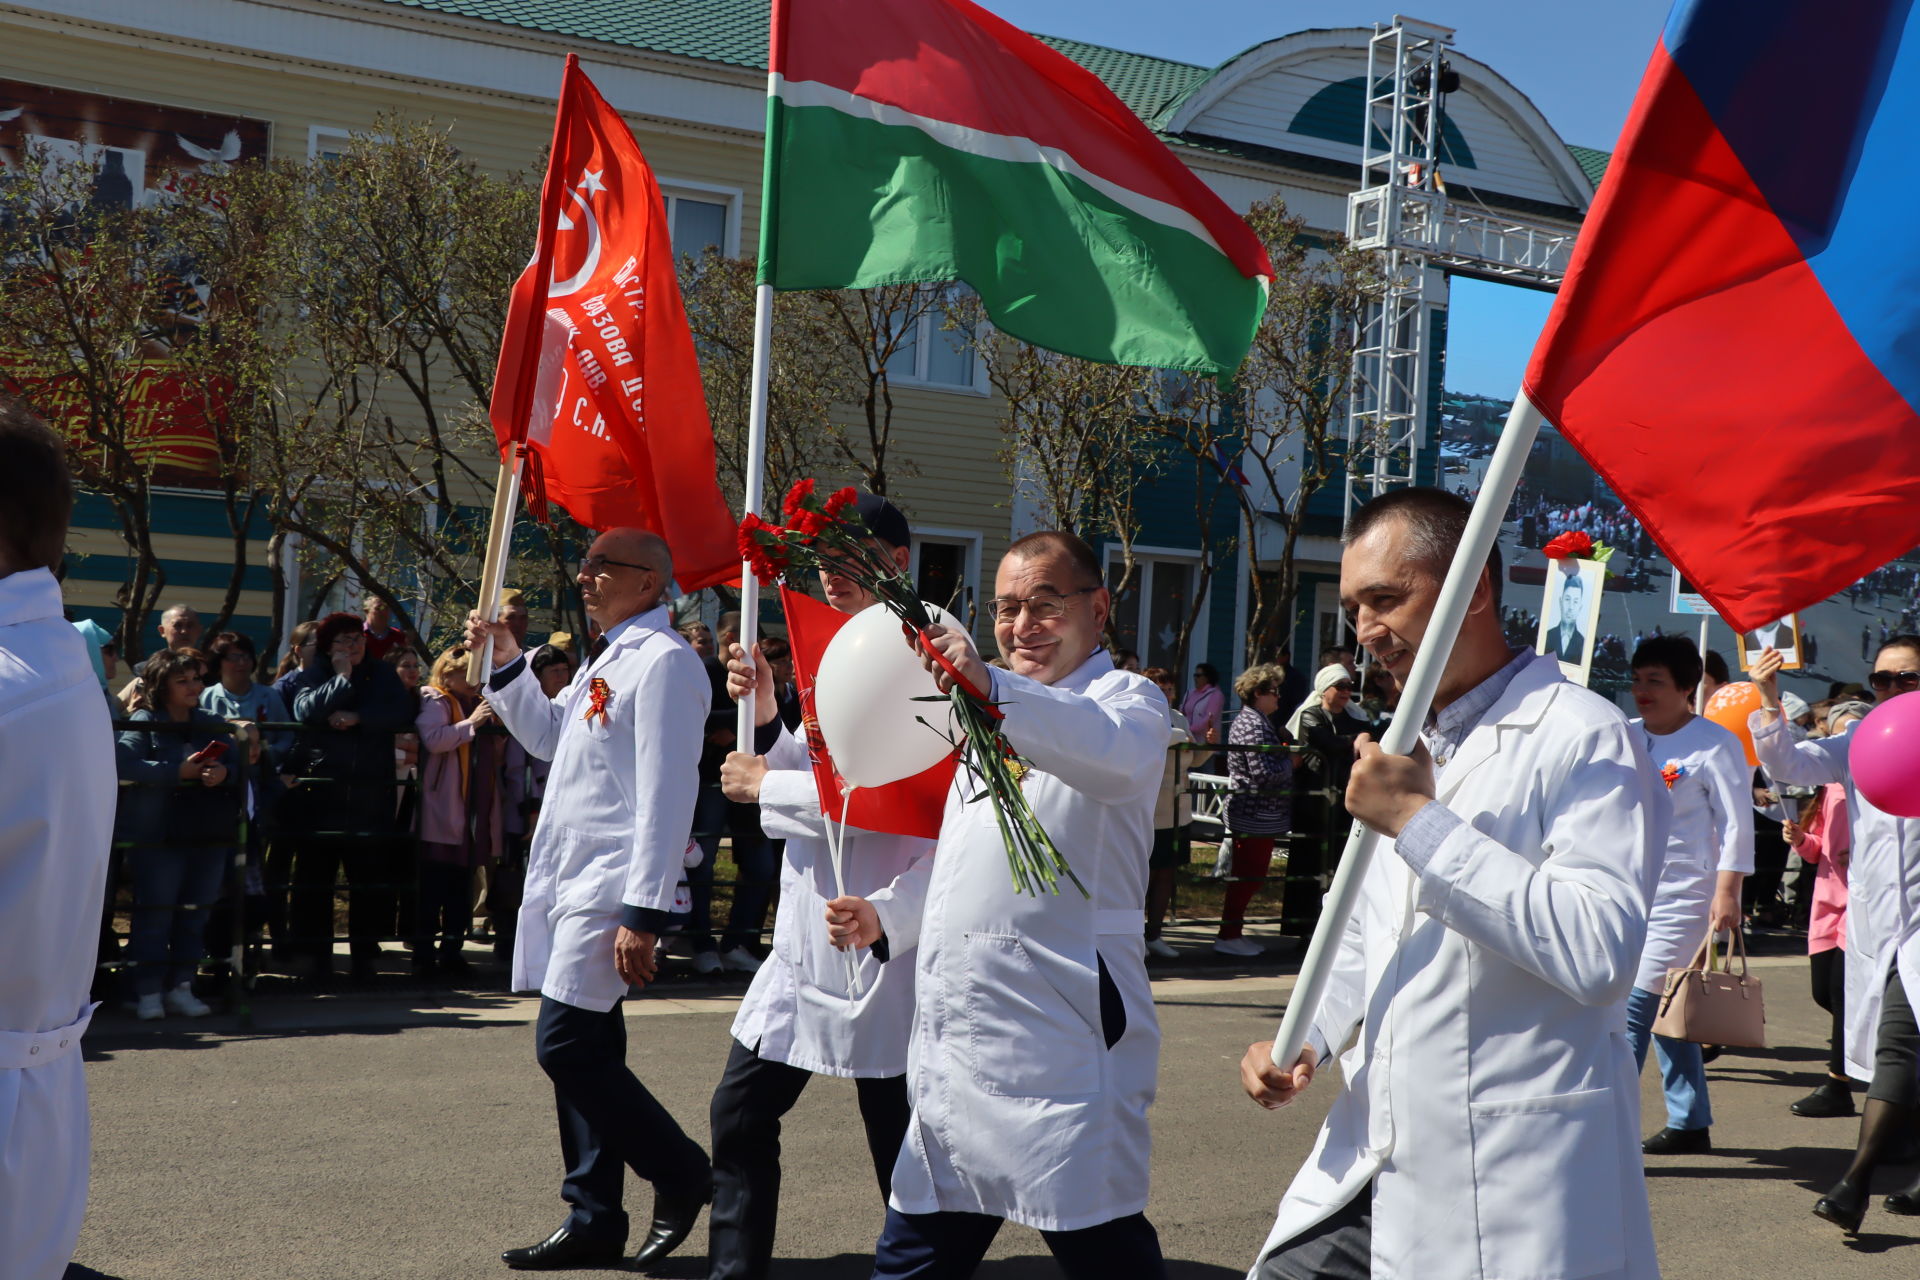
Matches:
[1542,530,1594,561]
[824,486,857,518]
[736,513,790,581]
[782,478,817,519]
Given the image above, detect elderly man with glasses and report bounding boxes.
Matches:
[467,527,713,1272]
[824,529,1174,1279]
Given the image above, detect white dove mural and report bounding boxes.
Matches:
[175,129,242,165]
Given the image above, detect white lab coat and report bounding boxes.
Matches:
[877,649,1170,1232]
[1631,715,1755,992]
[0,570,115,1280]
[1254,653,1664,1280]
[1749,712,1916,1081]
[730,722,935,1077]
[488,606,706,1012]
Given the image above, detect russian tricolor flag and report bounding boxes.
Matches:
[1526,0,1920,632]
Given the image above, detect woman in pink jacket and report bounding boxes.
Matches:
[414,645,507,979]
[1784,699,1870,1118]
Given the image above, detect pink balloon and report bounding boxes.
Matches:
[1852,691,1920,819]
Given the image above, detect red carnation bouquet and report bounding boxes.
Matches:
[740,480,1082,896]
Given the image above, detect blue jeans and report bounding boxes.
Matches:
[127,843,229,996]
[1626,985,1712,1131]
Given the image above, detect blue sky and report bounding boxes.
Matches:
[989,0,1674,396]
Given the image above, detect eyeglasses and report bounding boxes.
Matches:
[1330,681,1354,692]
[989,586,1095,623]
[220,651,252,663]
[1867,669,1920,693]
[579,553,654,577]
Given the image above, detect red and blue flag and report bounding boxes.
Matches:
[1526,0,1920,632]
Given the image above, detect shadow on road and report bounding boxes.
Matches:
[642,1253,1245,1278]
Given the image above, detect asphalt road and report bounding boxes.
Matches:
[71,952,1920,1279]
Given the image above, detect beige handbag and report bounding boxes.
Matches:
[1651,929,1765,1048]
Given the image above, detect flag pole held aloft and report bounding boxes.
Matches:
[468,54,577,686]
[1271,393,1546,1068]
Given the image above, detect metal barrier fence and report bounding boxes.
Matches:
[101,723,1346,1023]
[1165,739,1349,936]
[104,715,782,1026]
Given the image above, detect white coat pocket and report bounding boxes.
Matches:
[1466,1086,1625,1279]
[961,932,1100,1099]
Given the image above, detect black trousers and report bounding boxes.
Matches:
[288,833,395,966]
[535,996,711,1243]
[709,1037,911,1280]
[1811,947,1848,1079]
[1254,1189,1372,1280]
[870,1206,1166,1280]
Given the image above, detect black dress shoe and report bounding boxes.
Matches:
[1791,1079,1858,1118]
[1814,1180,1868,1233]
[502,1225,625,1270]
[1886,1179,1920,1215]
[630,1177,712,1269]
[1642,1126,1712,1155]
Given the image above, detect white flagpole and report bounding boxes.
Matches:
[1271,390,1547,1068]
[1695,616,1711,713]
[736,282,773,750]
[468,442,526,686]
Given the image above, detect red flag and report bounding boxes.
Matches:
[782,586,954,840]
[490,55,736,591]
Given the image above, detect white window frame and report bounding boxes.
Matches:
[885,288,989,395]
[307,126,355,160]
[659,179,742,258]
[910,527,983,628]
[1104,543,1210,673]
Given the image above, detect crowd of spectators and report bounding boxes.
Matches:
[78,591,785,1014]
[72,573,1915,1020]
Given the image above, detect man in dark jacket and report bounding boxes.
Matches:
[288,611,415,983]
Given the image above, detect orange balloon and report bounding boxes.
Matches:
[1704,681,1763,766]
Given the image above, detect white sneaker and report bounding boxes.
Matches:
[1213,937,1264,959]
[165,983,211,1017]
[1145,937,1178,959]
[135,993,165,1021]
[720,946,763,974]
[693,950,724,975]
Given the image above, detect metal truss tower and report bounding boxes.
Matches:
[1342,15,1578,521]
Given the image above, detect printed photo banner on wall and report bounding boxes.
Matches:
[0,78,271,481]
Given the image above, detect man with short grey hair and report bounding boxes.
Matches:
[468,527,713,1272]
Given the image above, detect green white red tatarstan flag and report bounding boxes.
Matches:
[762,0,1274,374]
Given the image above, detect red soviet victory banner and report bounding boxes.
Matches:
[782,586,954,840]
[490,55,737,591]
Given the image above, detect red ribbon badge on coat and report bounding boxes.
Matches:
[584,677,612,724]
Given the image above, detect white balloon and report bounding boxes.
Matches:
[814,603,964,789]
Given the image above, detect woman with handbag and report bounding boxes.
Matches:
[1623,637,1753,1155]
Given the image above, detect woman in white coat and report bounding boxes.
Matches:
[1624,635,1752,1155]
[826,531,1173,1279]
[1750,640,1920,1234]
[1241,490,1663,1280]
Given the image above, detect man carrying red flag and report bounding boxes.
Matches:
[710,493,939,1280]
[489,55,735,593]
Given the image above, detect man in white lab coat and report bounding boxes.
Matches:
[0,403,115,1280]
[1241,488,1663,1280]
[706,493,933,1280]
[826,530,1173,1279]
[467,528,711,1272]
